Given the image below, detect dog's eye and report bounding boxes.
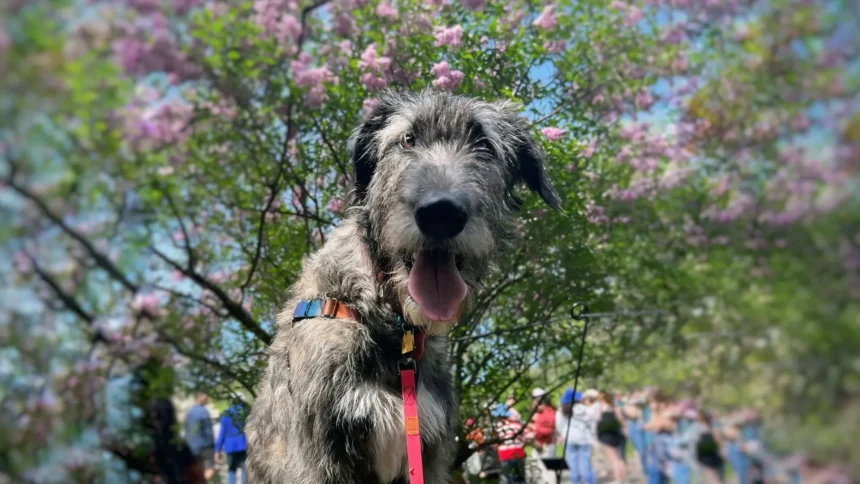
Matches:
[473,137,494,156]
[400,133,414,150]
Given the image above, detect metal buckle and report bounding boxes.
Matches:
[398,313,419,376]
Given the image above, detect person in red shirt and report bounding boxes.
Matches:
[527,387,557,458]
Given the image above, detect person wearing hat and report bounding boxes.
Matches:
[527,388,557,458]
[555,389,597,484]
[492,403,527,484]
[526,388,557,484]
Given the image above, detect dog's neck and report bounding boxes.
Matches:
[293,217,403,329]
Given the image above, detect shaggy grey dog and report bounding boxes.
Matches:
[245,90,559,484]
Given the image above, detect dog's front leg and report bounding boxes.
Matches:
[287,321,397,484]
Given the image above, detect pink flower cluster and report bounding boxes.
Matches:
[291,53,337,107]
[113,31,199,81]
[327,197,345,213]
[703,192,757,223]
[533,6,558,29]
[362,98,378,117]
[131,292,160,316]
[253,0,301,44]
[127,99,194,152]
[434,25,464,48]
[376,2,398,20]
[543,40,567,54]
[610,0,645,27]
[540,127,566,141]
[585,201,609,225]
[358,44,392,91]
[430,61,464,90]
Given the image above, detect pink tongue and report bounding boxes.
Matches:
[407,250,467,322]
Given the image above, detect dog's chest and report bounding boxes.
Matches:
[339,380,447,482]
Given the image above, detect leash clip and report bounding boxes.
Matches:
[398,315,420,380]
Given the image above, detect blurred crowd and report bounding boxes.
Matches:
[461,388,851,484]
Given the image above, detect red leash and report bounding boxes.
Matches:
[400,326,425,483]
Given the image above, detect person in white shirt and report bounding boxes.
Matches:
[556,389,597,484]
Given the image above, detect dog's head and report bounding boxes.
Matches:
[350,90,560,334]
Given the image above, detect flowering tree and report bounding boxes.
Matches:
[1,0,857,479]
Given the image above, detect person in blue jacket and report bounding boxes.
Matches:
[215,404,248,484]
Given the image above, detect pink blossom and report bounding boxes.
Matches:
[533,5,558,30]
[791,114,810,132]
[294,66,333,88]
[127,100,194,152]
[710,176,731,196]
[543,40,567,54]
[277,14,302,43]
[585,201,609,225]
[131,293,159,316]
[128,0,160,14]
[705,192,757,223]
[501,5,527,29]
[291,61,335,107]
[0,24,11,55]
[362,98,378,117]
[671,55,688,73]
[630,157,658,172]
[360,73,388,90]
[358,44,391,91]
[661,25,685,44]
[432,70,464,90]
[635,90,654,109]
[659,167,692,189]
[376,2,397,20]
[13,251,33,274]
[328,197,345,213]
[171,269,185,282]
[434,25,464,48]
[461,0,486,9]
[430,61,464,90]
[582,139,597,158]
[624,6,644,26]
[333,13,357,37]
[172,0,201,14]
[610,0,627,10]
[473,75,485,89]
[540,127,566,141]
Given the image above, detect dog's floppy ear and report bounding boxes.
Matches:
[493,100,561,210]
[514,134,562,210]
[350,92,399,194]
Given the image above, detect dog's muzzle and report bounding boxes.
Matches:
[407,192,470,323]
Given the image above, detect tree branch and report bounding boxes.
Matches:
[149,245,273,345]
[5,177,139,294]
[158,332,257,398]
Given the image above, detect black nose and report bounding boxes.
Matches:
[414,193,468,239]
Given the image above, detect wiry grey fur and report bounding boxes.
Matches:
[245,90,559,484]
